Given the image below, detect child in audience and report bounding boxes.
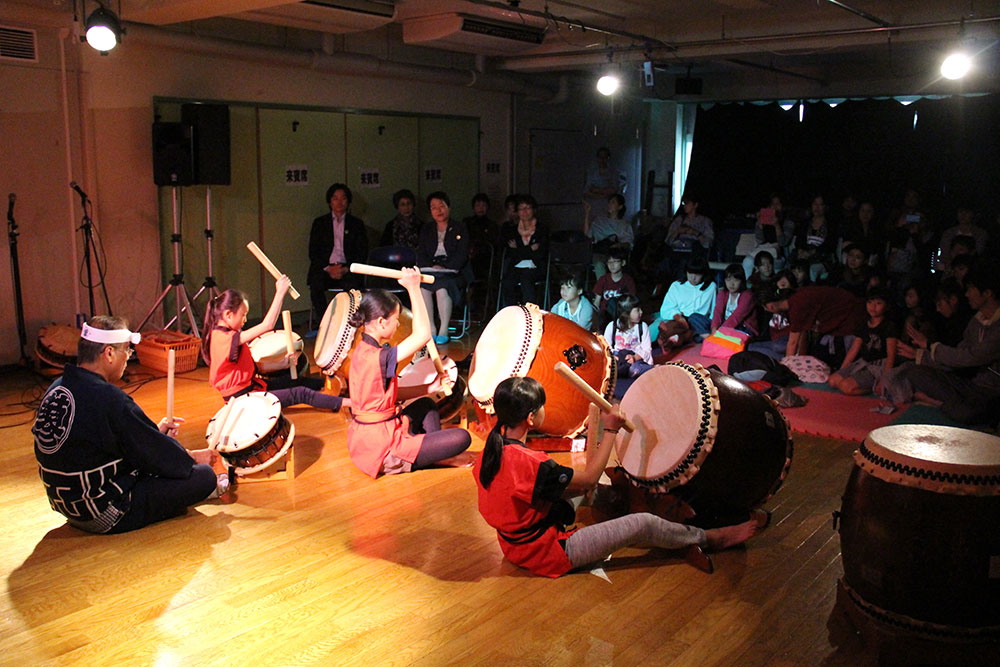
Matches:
[747,251,775,292]
[202,275,348,411]
[837,243,873,297]
[899,283,935,347]
[604,294,654,378]
[472,376,765,578]
[592,247,637,313]
[931,277,973,346]
[789,260,811,288]
[747,270,797,359]
[828,288,898,396]
[550,272,596,331]
[652,256,716,351]
[711,263,758,337]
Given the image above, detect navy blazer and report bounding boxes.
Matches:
[416,219,472,280]
[308,212,368,285]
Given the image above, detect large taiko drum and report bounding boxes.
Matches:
[615,362,792,521]
[36,324,80,373]
[313,290,413,394]
[249,330,308,377]
[398,356,467,423]
[469,303,614,437]
[837,425,1000,636]
[205,392,295,475]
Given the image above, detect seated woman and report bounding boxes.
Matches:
[742,194,793,278]
[499,194,549,307]
[711,263,758,337]
[792,195,837,283]
[416,191,471,345]
[380,188,422,250]
[584,193,633,279]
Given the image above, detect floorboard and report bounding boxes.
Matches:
[0,345,881,665]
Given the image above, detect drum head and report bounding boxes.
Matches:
[859,425,1000,496]
[469,305,543,410]
[314,290,361,373]
[616,363,719,486]
[206,392,283,452]
[249,331,303,373]
[36,324,81,368]
[397,356,458,389]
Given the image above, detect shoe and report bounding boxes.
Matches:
[433,335,449,345]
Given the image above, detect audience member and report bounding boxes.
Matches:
[604,294,654,379]
[652,256,716,350]
[660,195,714,282]
[828,288,898,396]
[592,247,637,314]
[416,191,472,344]
[895,263,1000,423]
[584,193,634,279]
[937,205,987,271]
[930,277,973,347]
[762,284,867,366]
[583,146,623,203]
[464,192,498,248]
[841,200,884,266]
[747,270,797,360]
[380,188,422,250]
[499,194,549,307]
[748,251,776,293]
[711,263,758,337]
[742,194,793,278]
[792,195,837,283]
[550,272,596,331]
[308,183,368,322]
[836,243,874,297]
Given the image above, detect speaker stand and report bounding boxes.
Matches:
[182,186,221,325]
[138,186,200,336]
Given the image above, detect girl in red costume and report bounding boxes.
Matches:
[474,376,766,578]
[346,268,471,478]
[202,274,347,411]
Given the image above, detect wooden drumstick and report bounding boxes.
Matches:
[208,399,235,450]
[166,349,175,424]
[554,361,635,432]
[282,310,298,380]
[348,263,435,284]
[246,241,301,300]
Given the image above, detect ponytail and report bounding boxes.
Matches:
[201,289,247,364]
[348,289,400,329]
[479,377,546,489]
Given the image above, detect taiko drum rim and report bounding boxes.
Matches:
[314,289,362,374]
[856,424,1000,496]
[248,330,304,373]
[223,419,295,476]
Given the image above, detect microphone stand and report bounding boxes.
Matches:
[74,188,113,316]
[6,195,30,367]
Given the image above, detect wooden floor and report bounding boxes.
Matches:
[0,340,879,666]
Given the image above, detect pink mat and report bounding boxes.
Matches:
[663,346,896,442]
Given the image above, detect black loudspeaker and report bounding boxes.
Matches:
[152,122,194,186]
[182,103,231,185]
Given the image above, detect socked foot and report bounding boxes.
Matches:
[703,517,763,551]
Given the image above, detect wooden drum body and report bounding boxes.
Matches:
[616,362,792,522]
[249,330,307,377]
[469,304,614,437]
[837,424,1000,636]
[205,392,295,476]
[398,356,467,423]
[36,324,80,372]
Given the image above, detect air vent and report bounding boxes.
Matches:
[460,17,544,45]
[0,25,38,63]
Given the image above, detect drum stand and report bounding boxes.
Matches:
[171,187,220,328]
[137,187,201,336]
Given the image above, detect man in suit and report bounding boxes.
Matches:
[308,183,368,321]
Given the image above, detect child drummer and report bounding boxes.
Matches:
[473,376,766,577]
[202,274,348,411]
[346,267,471,478]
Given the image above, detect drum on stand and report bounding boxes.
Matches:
[36,324,80,373]
[249,330,307,377]
[837,424,1000,642]
[615,362,792,523]
[469,304,614,438]
[398,355,467,423]
[205,392,295,476]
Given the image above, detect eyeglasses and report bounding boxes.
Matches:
[116,345,134,359]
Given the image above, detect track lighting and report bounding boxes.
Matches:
[83,3,122,54]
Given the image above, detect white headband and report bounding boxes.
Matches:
[81,323,141,345]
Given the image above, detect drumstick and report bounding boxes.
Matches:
[348,263,435,284]
[554,361,635,432]
[282,310,298,380]
[166,349,175,424]
[208,399,235,450]
[246,241,301,300]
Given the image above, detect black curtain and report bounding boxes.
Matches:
[683,95,1000,227]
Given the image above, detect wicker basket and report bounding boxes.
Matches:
[135,329,202,373]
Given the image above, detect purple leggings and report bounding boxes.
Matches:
[402,398,472,468]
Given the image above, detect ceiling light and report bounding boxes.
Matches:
[779,100,795,111]
[85,5,121,53]
[825,98,846,108]
[596,75,620,96]
[940,52,971,80]
[897,96,918,106]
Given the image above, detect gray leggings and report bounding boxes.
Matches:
[563,512,707,570]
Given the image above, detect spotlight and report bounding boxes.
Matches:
[940,52,971,80]
[897,96,918,106]
[778,100,795,111]
[825,98,846,108]
[85,5,122,53]
[596,75,620,96]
